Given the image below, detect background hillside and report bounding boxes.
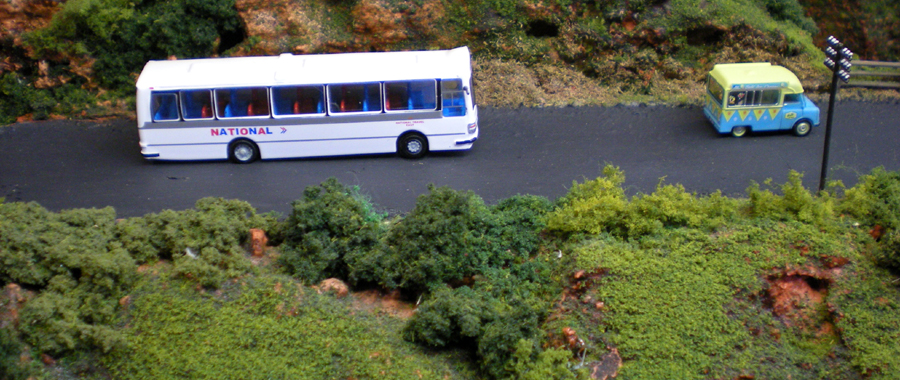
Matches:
[1,0,899,124]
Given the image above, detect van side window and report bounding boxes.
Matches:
[272,85,325,116]
[728,89,781,107]
[385,80,437,111]
[329,83,382,113]
[180,89,213,120]
[783,94,801,103]
[215,88,270,118]
[151,92,180,121]
[759,89,780,106]
[441,79,466,117]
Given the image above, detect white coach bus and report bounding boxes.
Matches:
[135,47,478,163]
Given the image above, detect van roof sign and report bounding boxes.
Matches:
[709,62,805,94]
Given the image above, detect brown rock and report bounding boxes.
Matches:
[589,348,621,380]
[1,283,33,329]
[318,278,349,298]
[41,353,55,366]
[249,228,268,257]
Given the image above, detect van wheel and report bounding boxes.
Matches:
[731,126,748,138]
[398,133,428,159]
[792,120,812,137]
[230,140,259,163]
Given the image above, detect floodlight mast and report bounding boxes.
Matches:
[819,36,853,192]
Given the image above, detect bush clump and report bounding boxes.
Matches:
[546,165,741,238]
[839,167,900,270]
[24,0,245,90]
[0,203,135,354]
[278,178,384,285]
[115,197,277,287]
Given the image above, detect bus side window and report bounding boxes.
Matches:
[180,89,213,120]
[329,83,382,113]
[385,80,437,111]
[441,79,466,117]
[215,88,270,118]
[272,85,325,116]
[151,93,180,121]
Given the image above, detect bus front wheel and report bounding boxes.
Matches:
[398,133,428,159]
[229,140,259,164]
[792,120,812,137]
[731,126,749,138]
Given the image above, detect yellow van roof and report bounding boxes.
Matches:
[709,63,805,94]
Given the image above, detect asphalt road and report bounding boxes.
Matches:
[1,101,898,218]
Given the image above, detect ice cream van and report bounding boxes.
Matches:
[703,63,819,137]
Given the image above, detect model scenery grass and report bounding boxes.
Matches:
[3,168,900,379]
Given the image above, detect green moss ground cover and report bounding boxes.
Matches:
[2,168,900,379]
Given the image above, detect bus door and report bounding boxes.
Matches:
[441,79,467,117]
[779,93,805,130]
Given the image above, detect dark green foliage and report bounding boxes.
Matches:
[385,190,557,378]
[25,0,245,89]
[383,185,495,291]
[404,283,551,380]
[0,327,43,380]
[278,178,384,285]
[490,195,555,258]
[761,0,819,35]
[349,186,553,292]
[0,73,56,124]
[507,339,585,380]
[839,167,900,269]
[0,203,135,354]
[114,197,277,287]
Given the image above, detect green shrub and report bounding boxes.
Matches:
[24,0,245,90]
[746,171,835,226]
[0,203,136,355]
[490,194,555,257]
[0,326,43,380]
[278,178,384,285]
[507,339,585,380]
[115,197,276,287]
[0,73,56,124]
[546,165,629,237]
[404,283,550,379]
[840,167,900,231]
[351,185,497,291]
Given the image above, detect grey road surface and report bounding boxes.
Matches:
[1,101,897,218]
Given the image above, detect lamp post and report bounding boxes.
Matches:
[819,36,853,192]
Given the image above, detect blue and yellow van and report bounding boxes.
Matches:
[704,63,819,137]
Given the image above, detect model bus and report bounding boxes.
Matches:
[135,47,478,163]
[703,62,819,137]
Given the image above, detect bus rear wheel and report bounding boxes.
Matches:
[792,120,812,137]
[229,140,259,163]
[731,126,749,138]
[398,133,428,159]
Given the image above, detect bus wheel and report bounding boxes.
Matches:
[229,140,259,163]
[792,120,812,137]
[731,126,748,138]
[398,133,428,159]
